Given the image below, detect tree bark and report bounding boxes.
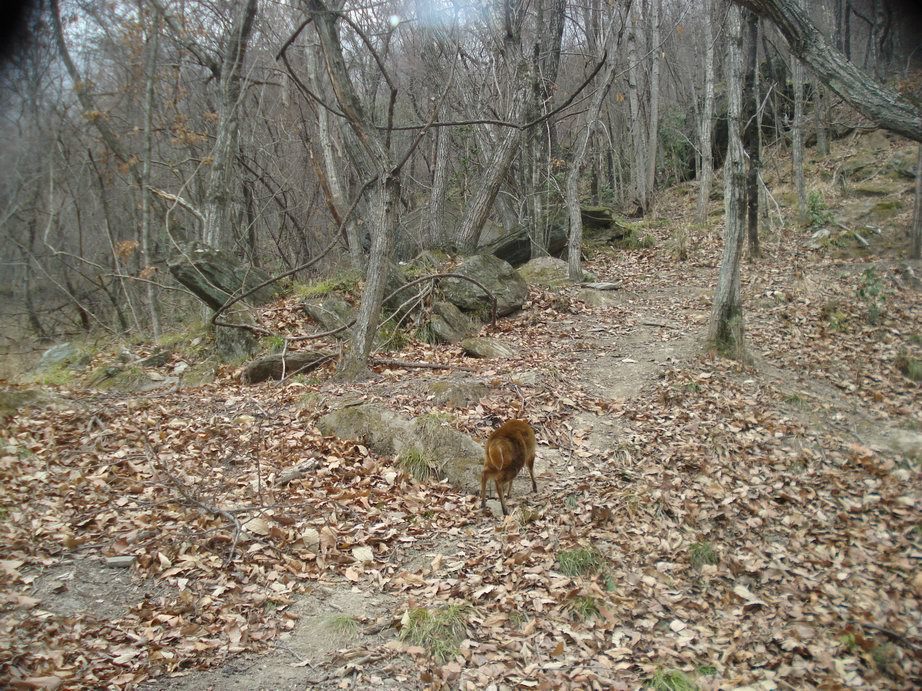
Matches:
[696,0,715,224]
[428,126,450,249]
[626,6,647,211]
[141,11,162,340]
[733,0,922,142]
[645,0,661,201]
[912,142,922,260]
[201,0,258,248]
[743,10,761,258]
[567,12,625,281]
[791,35,807,217]
[708,4,747,361]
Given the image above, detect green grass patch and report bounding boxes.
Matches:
[324,614,360,640]
[399,604,468,663]
[397,449,436,481]
[557,547,605,578]
[895,351,922,382]
[294,271,360,299]
[567,595,600,622]
[646,669,700,691]
[259,335,286,353]
[689,542,719,568]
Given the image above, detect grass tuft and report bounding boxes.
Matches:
[397,449,435,481]
[689,542,719,568]
[399,604,468,662]
[324,614,359,640]
[557,547,605,578]
[567,595,600,622]
[646,668,700,691]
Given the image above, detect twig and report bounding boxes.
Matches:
[371,357,471,372]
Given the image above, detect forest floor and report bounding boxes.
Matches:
[1,130,921,690]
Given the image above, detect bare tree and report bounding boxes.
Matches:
[696,0,716,224]
[707,3,747,360]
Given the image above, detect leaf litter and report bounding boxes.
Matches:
[2,150,921,690]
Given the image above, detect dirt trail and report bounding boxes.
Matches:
[141,274,722,690]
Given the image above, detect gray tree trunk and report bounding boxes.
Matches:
[734,0,922,142]
[913,143,922,260]
[791,42,807,217]
[428,126,450,249]
[707,4,747,360]
[141,12,161,340]
[567,13,625,281]
[201,0,258,248]
[743,10,761,258]
[626,6,647,211]
[696,0,715,224]
[645,0,661,201]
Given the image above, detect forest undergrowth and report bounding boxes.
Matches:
[1,132,920,690]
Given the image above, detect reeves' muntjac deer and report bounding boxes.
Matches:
[480,419,537,516]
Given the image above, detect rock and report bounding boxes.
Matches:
[429,377,489,408]
[442,254,528,318]
[383,262,410,311]
[425,301,477,344]
[318,403,484,493]
[580,205,617,229]
[579,289,619,307]
[850,181,894,197]
[518,256,595,288]
[167,242,278,310]
[352,546,375,563]
[241,350,332,384]
[583,282,620,291]
[138,349,172,368]
[38,343,80,370]
[875,429,922,462]
[317,404,412,455]
[807,228,832,249]
[410,414,483,493]
[461,337,517,359]
[104,556,137,569]
[303,295,355,336]
[510,370,542,387]
[0,387,56,419]
[479,223,567,267]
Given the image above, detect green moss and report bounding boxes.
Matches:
[895,351,922,382]
[25,365,77,387]
[259,335,286,353]
[294,271,361,299]
[399,604,468,663]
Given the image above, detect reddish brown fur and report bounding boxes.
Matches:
[480,419,537,516]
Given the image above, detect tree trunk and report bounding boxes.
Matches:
[708,4,747,361]
[201,0,258,248]
[428,126,450,249]
[743,10,761,258]
[733,0,922,142]
[141,11,162,340]
[626,6,647,211]
[791,40,807,217]
[645,0,661,201]
[567,12,625,281]
[814,80,830,156]
[696,0,715,224]
[912,142,922,260]
[340,174,401,377]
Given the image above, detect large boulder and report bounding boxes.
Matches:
[428,377,490,408]
[241,350,332,384]
[480,224,567,267]
[442,254,527,318]
[518,257,596,287]
[317,403,484,493]
[303,295,354,337]
[168,242,278,310]
[424,301,477,344]
[37,343,83,370]
[461,337,517,359]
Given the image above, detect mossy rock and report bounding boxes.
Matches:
[0,387,58,419]
[303,294,354,337]
[518,257,596,287]
[428,377,489,408]
[851,181,896,197]
[424,301,477,344]
[461,337,517,359]
[84,365,149,392]
[442,254,527,318]
[404,250,452,279]
[317,404,412,455]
